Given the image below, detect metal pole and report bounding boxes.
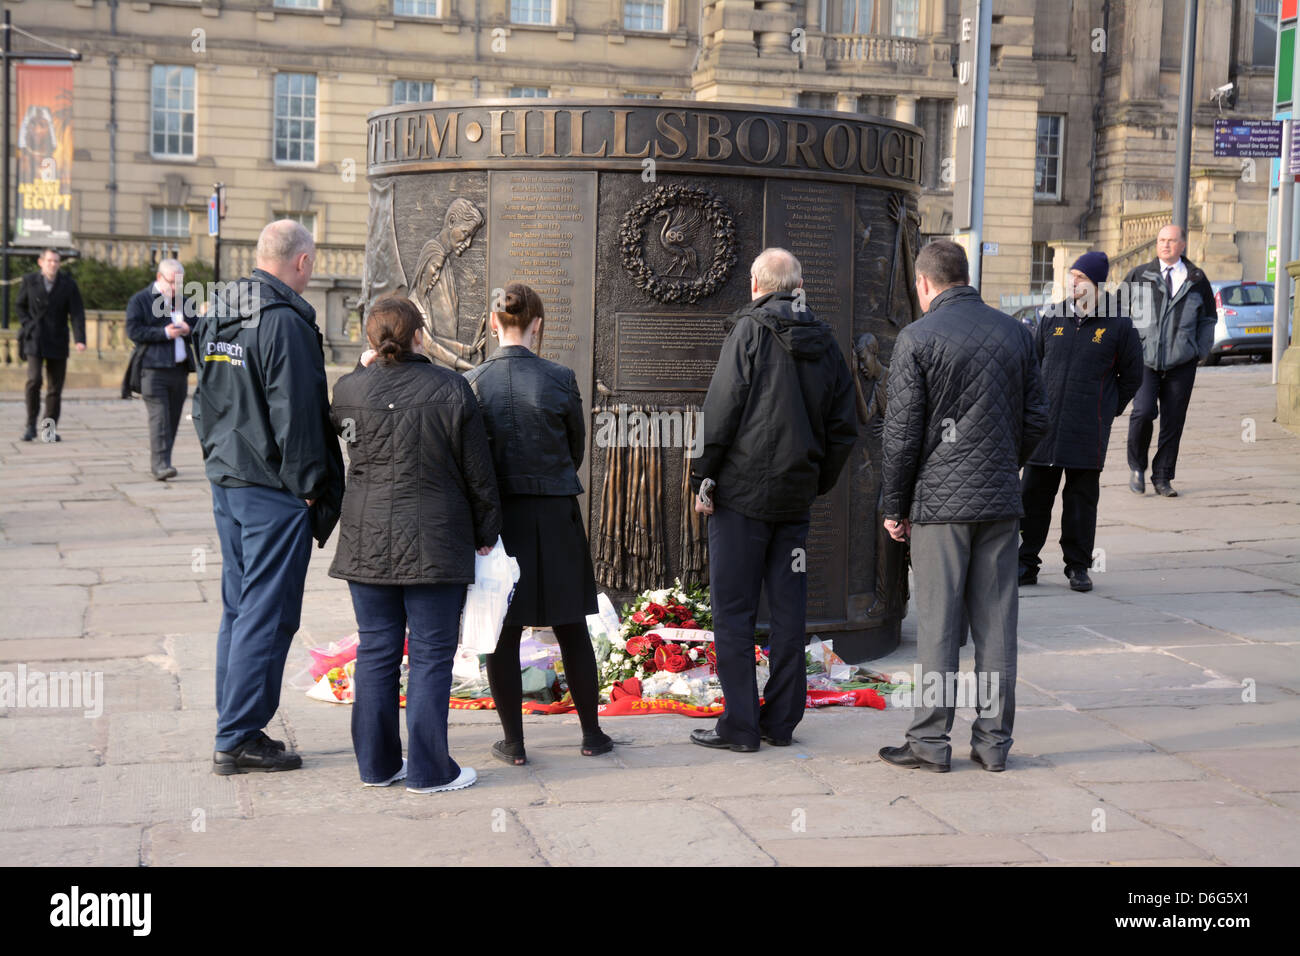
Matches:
[1274,122,1292,385]
[1172,0,1199,232]
[3,10,11,333]
[968,0,991,291]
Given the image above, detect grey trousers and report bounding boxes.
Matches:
[906,518,1019,765]
[141,365,189,472]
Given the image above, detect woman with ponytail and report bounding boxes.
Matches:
[465,282,613,765]
[329,294,502,793]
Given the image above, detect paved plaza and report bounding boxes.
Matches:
[0,364,1297,866]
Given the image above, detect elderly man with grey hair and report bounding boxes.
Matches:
[126,257,197,479]
[689,247,858,752]
[191,220,345,775]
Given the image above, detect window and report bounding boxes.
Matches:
[1034,114,1063,200]
[1031,242,1054,292]
[624,0,665,31]
[841,0,872,33]
[1221,283,1274,306]
[508,86,550,98]
[151,65,196,158]
[392,80,435,104]
[917,97,952,190]
[511,0,553,24]
[798,91,836,110]
[1255,0,1279,67]
[277,211,317,239]
[151,206,190,238]
[274,73,317,164]
[395,0,440,15]
[892,0,919,37]
[274,0,322,8]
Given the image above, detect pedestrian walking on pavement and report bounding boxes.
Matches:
[331,294,501,794]
[878,240,1050,773]
[125,258,198,480]
[1019,251,1143,592]
[1123,224,1216,498]
[16,247,86,442]
[688,248,859,753]
[191,220,345,775]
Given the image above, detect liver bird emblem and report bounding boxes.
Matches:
[654,205,702,276]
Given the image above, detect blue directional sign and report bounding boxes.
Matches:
[1213,120,1283,157]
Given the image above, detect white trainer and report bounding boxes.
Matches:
[363,758,407,787]
[406,766,477,794]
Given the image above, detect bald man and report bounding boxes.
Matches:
[689,247,858,753]
[191,220,345,775]
[1121,224,1216,497]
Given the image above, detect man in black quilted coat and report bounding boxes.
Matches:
[1019,252,1142,593]
[878,240,1049,773]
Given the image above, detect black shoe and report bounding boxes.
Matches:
[152,466,178,481]
[1066,567,1093,592]
[970,749,1006,772]
[761,734,792,746]
[257,730,286,751]
[492,739,527,766]
[878,744,950,772]
[1018,564,1038,586]
[21,426,36,441]
[1129,470,1145,494]
[1152,479,1178,497]
[690,729,759,752]
[581,731,614,756]
[213,734,303,775]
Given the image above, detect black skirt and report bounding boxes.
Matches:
[500,495,598,627]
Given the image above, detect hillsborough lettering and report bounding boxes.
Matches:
[367,102,923,188]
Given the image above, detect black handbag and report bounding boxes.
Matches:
[121,344,147,399]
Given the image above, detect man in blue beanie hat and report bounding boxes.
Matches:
[1019,251,1143,591]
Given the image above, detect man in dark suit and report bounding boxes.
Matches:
[1123,224,1216,497]
[16,248,86,442]
[126,258,198,480]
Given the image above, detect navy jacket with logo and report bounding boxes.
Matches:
[190,268,344,546]
[1028,296,1143,471]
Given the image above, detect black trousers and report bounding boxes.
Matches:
[25,355,67,430]
[708,503,810,748]
[1127,360,1198,481]
[1019,465,1100,574]
[141,365,190,471]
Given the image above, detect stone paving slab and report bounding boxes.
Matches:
[2,367,1299,865]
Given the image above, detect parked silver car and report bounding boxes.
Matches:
[1205,281,1274,365]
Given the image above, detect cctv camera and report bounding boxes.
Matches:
[1213,82,1234,96]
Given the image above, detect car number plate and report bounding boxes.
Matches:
[1243,326,1271,334]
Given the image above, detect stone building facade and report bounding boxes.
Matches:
[3,0,1277,351]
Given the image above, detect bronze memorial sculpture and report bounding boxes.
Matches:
[364,100,923,660]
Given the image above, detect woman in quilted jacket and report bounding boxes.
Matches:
[329,294,502,794]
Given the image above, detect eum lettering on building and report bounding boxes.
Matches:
[367,100,924,188]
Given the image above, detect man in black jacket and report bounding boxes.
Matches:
[1020,252,1143,592]
[1123,224,1216,497]
[689,247,858,752]
[878,240,1050,773]
[191,220,344,775]
[16,248,86,442]
[126,258,198,480]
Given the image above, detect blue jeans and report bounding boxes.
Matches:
[348,581,467,788]
[211,483,313,752]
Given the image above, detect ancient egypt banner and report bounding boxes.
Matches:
[14,64,74,247]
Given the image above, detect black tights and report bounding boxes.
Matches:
[486,622,602,743]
